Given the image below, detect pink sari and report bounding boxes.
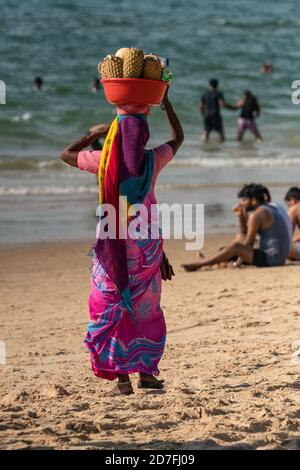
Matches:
[78,143,173,380]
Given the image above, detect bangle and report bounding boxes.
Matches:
[160,101,172,111]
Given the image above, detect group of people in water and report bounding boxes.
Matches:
[35,74,262,145]
[201,78,262,143]
[183,184,300,272]
[90,77,263,144]
[34,76,102,93]
[86,77,263,150]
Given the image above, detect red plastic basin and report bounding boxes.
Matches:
[101,78,168,106]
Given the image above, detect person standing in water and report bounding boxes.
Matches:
[34,76,44,90]
[91,77,101,93]
[200,78,235,143]
[235,90,263,142]
[260,62,273,74]
[60,89,183,396]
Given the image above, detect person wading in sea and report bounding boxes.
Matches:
[200,78,235,143]
[234,90,263,142]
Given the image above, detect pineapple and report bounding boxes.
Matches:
[142,55,162,80]
[98,61,108,79]
[123,48,144,78]
[115,48,130,60]
[99,55,123,79]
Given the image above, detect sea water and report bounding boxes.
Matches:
[1,0,300,242]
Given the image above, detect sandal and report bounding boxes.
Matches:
[103,381,134,397]
[138,376,165,389]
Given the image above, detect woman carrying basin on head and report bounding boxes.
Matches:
[60,88,183,396]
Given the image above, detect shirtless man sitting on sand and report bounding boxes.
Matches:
[183,183,291,271]
[285,187,300,260]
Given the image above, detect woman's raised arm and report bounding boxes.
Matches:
[161,89,184,156]
[60,125,110,168]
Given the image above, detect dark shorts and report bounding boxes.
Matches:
[253,249,270,267]
[204,115,223,133]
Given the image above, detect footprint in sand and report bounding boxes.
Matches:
[65,420,99,434]
[291,340,300,364]
[0,421,26,431]
[282,439,300,450]
[68,403,90,412]
[40,384,70,398]
[2,405,23,412]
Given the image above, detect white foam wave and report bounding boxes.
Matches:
[0,185,98,196]
[171,157,300,168]
[0,159,63,170]
[2,155,300,172]
[11,112,32,122]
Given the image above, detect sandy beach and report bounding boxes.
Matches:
[1,235,300,450]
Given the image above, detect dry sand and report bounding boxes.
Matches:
[1,235,300,450]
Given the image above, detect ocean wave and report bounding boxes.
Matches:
[1,180,295,197]
[2,155,300,172]
[214,18,300,28]
[0,185,98,197]
[0,159,63,170]
[11,112,32,122]
[171,157,300,168]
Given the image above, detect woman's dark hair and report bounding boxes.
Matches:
[34,76,43,86]
[284,187,300,201]
[243,90,259,113]
[209,78,219,89]
[238,183,268,204]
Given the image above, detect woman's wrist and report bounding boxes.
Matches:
[68,131,101,151]
[160,100,172,111]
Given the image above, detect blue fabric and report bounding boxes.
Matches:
[121,286,134,315]
[119,150,154,205]
[117,114,148,122]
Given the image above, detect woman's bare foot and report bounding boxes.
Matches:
[104,381,134,397]
[138,373,164,389]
